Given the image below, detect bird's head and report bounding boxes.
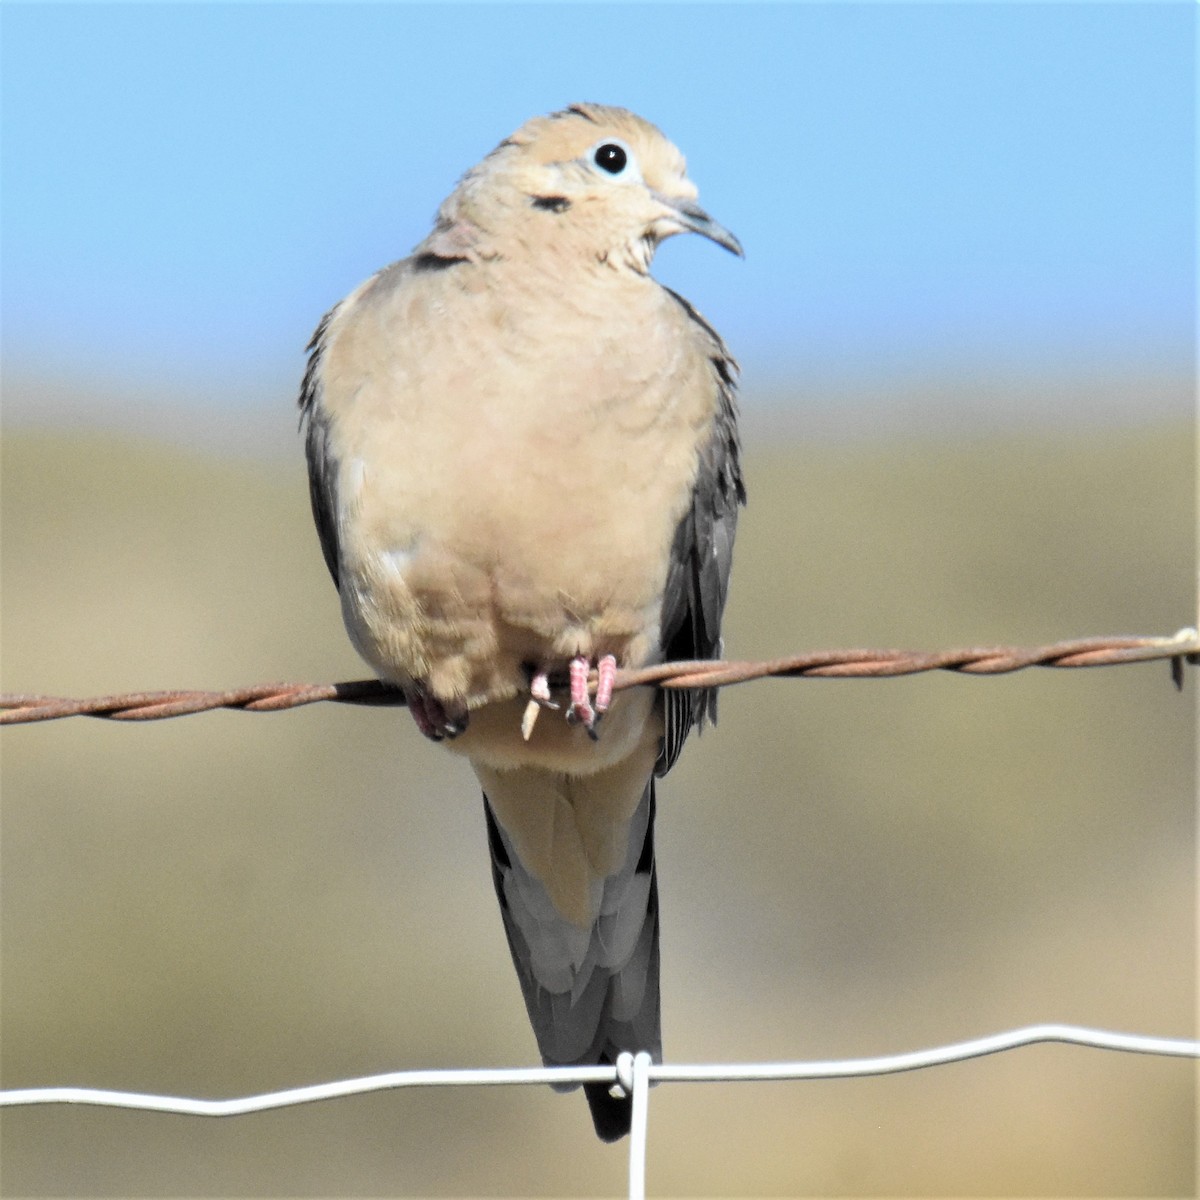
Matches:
[420,103,742,273]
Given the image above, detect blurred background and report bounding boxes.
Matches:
[2,3,1194,1195]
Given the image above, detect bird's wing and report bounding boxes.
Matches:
[656,289,745,774]
[298,306,344,590]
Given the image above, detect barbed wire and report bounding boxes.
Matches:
[2,628,1195,725]
[2,1026,1196,1199]
[5,632,1194,1195]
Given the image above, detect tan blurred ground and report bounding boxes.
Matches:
[1,397,1194,1196]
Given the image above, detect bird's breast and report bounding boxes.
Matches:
[325,263,718,708]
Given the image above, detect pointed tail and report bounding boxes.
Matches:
[482,779,661,1141]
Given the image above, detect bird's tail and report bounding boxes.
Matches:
[482,779,661,1142]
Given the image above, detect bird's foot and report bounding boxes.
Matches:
[407,688,468,741]
[521,656,617,741]
[564,654,617,741]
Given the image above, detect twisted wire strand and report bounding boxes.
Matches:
[2,629,1195,725]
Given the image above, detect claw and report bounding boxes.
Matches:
[521,698,540,741]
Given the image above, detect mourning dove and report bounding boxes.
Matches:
[299,102,744,1141]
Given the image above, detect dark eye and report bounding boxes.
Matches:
[593,143,628,174]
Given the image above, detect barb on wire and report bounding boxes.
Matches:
[1,629,1195,726]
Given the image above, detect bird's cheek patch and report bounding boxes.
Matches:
[530,194,572,213]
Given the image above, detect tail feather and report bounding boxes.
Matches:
[483,781,661,1141]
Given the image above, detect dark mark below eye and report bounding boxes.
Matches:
[530,195,572,213]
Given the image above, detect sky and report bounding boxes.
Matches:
[1,2,1195,442]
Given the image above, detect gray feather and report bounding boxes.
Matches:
[298,307,344,590]
[483,783,661,1142]
[657,289,745,774]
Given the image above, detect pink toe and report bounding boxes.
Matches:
[568,655,595,728]
[531,669,552,704]
[594,654,617,713]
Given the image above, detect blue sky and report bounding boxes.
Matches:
[2,3,1194,439]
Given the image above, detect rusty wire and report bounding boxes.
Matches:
[1,629,1195,726]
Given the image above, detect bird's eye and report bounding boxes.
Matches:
[593,143,628,175]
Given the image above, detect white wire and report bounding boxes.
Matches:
[1,1025,1193,1117]
[626,1051,652,1199]
[650,1023,1200,1082]
[3,1026,1194,1200]
[0,1063,615,1116]
[1,1024,1193,1114]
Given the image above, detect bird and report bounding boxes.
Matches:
[298,102,744,1141]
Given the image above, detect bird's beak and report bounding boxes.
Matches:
[654,193,744,258]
